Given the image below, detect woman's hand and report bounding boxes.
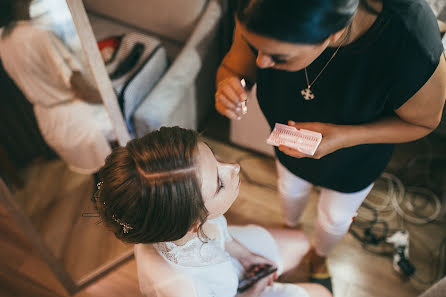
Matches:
[239,254,278,281]
[278,121,349,159]
[237,273,275,297]
[225,239,278,280]
[70,71,103,104]
[215,76,248,120]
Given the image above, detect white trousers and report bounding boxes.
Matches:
[276,161,374,256]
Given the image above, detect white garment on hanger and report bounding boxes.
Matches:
[0,22,115,174]
[135,216,310,297]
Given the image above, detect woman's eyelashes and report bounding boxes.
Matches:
[247,43,290,64]
[219,178,225,191]
[217,172,224,193]
[271,56,288,64]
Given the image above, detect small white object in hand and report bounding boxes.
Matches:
[266,123,322,156]
[240,79,248,115]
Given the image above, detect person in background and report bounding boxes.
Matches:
[215,0,446,291]
[0,0,115,176]
[94,126,331,297]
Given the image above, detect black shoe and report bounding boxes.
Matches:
[309,248,333,293]
[309,272,332,293]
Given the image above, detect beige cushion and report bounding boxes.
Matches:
[83,0,208,43]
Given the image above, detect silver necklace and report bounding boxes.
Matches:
[300,29,350,101]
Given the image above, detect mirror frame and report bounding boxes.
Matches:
[66,0,131,146]
[1,0,133,294]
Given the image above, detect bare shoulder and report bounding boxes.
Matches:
[220,21,257,81]
[395,54,446,130]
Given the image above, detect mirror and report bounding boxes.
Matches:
[0,0,132,294]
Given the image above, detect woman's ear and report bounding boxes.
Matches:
[328,27,348,45]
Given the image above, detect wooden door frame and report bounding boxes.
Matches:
[66,0,131,146]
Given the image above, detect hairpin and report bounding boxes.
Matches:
[96,181,133,233]
[94,181,106,206]
[112,215,134,233]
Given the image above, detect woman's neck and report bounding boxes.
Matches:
[171,220,219,246]
[172,232,198,246]
[330,1,383,47]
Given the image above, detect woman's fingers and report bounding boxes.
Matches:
[215,89,240,111]
[278,145,308,158]
[215,77,248,120]
[267,274,275,286]
[215,96,241,120]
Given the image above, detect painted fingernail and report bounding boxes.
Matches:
[237,116,242,120]
[289,121,295,125]
[241,101,248,114]
[236,107,241,112]
[241,78,246,88]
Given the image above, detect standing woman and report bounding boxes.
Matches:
[215,0,446,291]
[0,0,116,175]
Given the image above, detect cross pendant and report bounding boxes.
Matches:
[301,88,315,100]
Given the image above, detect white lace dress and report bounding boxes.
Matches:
[134,216,309,297]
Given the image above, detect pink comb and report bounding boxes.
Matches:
[267,123,322,156]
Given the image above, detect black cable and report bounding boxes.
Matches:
[236,149,446,287]
[405,230,442,286]
[408,191,430,212]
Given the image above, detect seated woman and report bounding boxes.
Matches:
[0,0,115,175]
[94,126,331,297]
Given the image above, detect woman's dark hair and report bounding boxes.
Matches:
[95,126,208,244]
[0,1,17,28]
[237,0,379,44]
[0,0,32,37]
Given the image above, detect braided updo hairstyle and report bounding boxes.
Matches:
[95,126,208,244]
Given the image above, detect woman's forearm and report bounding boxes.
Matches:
[225,239,252,262]
[341,115,436,148]
[216,63,238,85]
[70,71,103,104]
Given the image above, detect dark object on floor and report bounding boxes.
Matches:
[0,145,23,188]
[310,272,333,293]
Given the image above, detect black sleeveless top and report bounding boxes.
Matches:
[255,0,444,193]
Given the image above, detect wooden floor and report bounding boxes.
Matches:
[12,160,132,282]
[1,134,445,297]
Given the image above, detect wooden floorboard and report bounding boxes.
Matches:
[1,135,445,296]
